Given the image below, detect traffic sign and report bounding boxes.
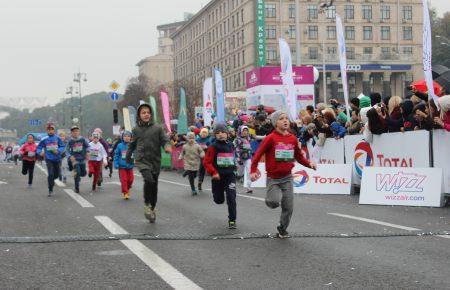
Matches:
[110,81,120,91]
[111,92,119,101]
[28,119,42,126]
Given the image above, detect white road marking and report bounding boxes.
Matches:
[63,189,94,208]
[0,181,7,185]
[55,180,66,187]
[328,213,421,231]
[103,181,122,186]
[95,216,202,290]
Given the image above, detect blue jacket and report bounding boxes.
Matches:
[66,137,89,162]
[196,136,211,151]
[36,134,66,162]
[114,141,134,169]
[330,122,346,138]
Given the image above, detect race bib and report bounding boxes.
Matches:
[275,144,294,162]
[242,141,251,151]
[90,150,99,158]
[121,150,127,159]
[217,153,235,167]
[27,151,36,157]
[46,143,58,152]
[73,143,83,153]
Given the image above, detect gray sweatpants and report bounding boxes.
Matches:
[266,175,294,230]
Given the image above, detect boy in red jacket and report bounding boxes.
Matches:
[20,134,37,187]
[251,110,316,238]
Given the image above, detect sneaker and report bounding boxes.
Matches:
[277,225,290,239]
[97,181,102,187]
[191,190,198,196]
[48,190,53,197]
[246,189,253,194]
[198,183,202,191]
[144,205,156,223]
[92,184,96,191]
[228,221,237,229]
[63,177,67,183]
[149,208,156,223]
[182,171,188,178]
[88,173,92,178]
[109,173,112,178]
[28,184,32,188]
[75,188,80,194]
[124,193,129,200]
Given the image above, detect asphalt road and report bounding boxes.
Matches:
[0,161,449,289]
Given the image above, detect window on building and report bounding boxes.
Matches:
[403,26,413,40]
[266,46,277,61]
[307,5,318,20]
[346,47,355,59]
[327,26,336,40]
[344,5,354,20]
[289,4,295,18]
[265,4,276,18]
[381,26,390,40]
[403,47,413,55]
[403,6,412,20]
[326,6,336,19]
[363,26,373,40]
[266,25,276,39]
[327,47,336,55]
[309,47,318,59]
[242,49,245,65]
[381,47,390,57]
[345,26,355,40]
[362,5,372,20]
[241,29,244,44]
[288,25,295,38]
[363,47,373,55]
[308,25,318,40]
[381,5,390,20]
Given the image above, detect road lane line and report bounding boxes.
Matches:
[95,216,202,290]
[158,178,266,202]
[63,189,94,208]
[328,213,421,231]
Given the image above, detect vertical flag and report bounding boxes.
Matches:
[422,0,440,109]
[122,107,131,132]
[203,78,214,127]
[335,14,351,119]
[149,96,158,124]
[127,106,137,129]
[214,69,225,124]
[279,38,297,120]
[178,87,188,134]
[160,91,172,133]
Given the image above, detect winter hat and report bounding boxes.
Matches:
[46,122,55,130]
[200,128,209,135]
[438,95,450,114]
[194,128,201,136]
[92,132,100,139]
[359,96,371,108]
[187,132,195,139]
[189,126,196,132]
[122,131,132,138]
[337,111,349,123]
[70,125,79,131]
[213,123,228,134]
[270,110,288,127]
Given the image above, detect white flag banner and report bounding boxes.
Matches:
[422,0,440,109]
[203,78,214,127]
[335,14,351,119]
[279,38,297,121]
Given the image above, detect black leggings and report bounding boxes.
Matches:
[22,160,35,185]
[141,170,159,209]
[198,162,206,184]
[186,170,197,191]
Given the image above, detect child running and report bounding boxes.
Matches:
[250,111,316,238]
[114,131,134,200]
[126,103,172,223]
[234,125,253,194]
[20,134,37,187]
[87,132,108,191]
[36,123,66,196]
[179,132,204,195]
[203,124,238,229]
[66,125,89,193]
[196,127,211,191]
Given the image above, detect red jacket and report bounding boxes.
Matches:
[20,142,37,162]
[251,130,312,179]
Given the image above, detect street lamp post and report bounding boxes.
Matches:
[66,86,76,123]
[73,71,87,134]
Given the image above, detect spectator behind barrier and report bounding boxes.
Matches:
[370,92,382,106]
[400,99,416,132]
[413,102,434,131]
[435,95,450,132]
[387,96,403,132]
[347,108,363,135]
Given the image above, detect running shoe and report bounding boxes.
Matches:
[124,193,129,200]
[198,183,202,191]
[144,205,156,223]
[277,225,290,239]
[228,221,237,229]
[48,190,53,197]
[192,190,198,196]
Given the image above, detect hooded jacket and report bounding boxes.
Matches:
[126,103,170,173]
[36,134,66,162]
[20,141,37,162]
[400,100,416,131]
[114,139,134,169]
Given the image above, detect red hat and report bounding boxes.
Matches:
[46,123,55,130]
[194,128,201,135]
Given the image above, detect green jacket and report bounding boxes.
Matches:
[127,122,170,173]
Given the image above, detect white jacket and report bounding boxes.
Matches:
[88,142,107,163]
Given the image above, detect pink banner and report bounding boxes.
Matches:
[246,66,315,88]
[160,91,172,133]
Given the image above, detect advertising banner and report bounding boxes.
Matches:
[214,69,225,124]
[224,91,247,119]
[305,138,345,165]
[246,66,315,113]
[203,78,214,127]
[292,164,352,195]
[160,91,172,133]
[255,0,266,66]
[246,163,267,188]
[360,167,444,207]
[178,87,188,135]
[279,38,297,119]
[432,129,450,193]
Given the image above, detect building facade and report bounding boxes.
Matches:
[172,0,424,101]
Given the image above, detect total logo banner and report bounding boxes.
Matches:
[292,164,352,195]
[360,167,444,207]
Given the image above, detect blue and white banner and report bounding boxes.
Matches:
[214,69,225,124]
[335,14,351,119]
[278,38,297,120]
[127,106,137,129]
[422,0,440,109]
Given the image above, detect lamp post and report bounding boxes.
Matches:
[65,86,77,124]
[73,71,87,134]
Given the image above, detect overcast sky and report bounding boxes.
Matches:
[0,0,448,107]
